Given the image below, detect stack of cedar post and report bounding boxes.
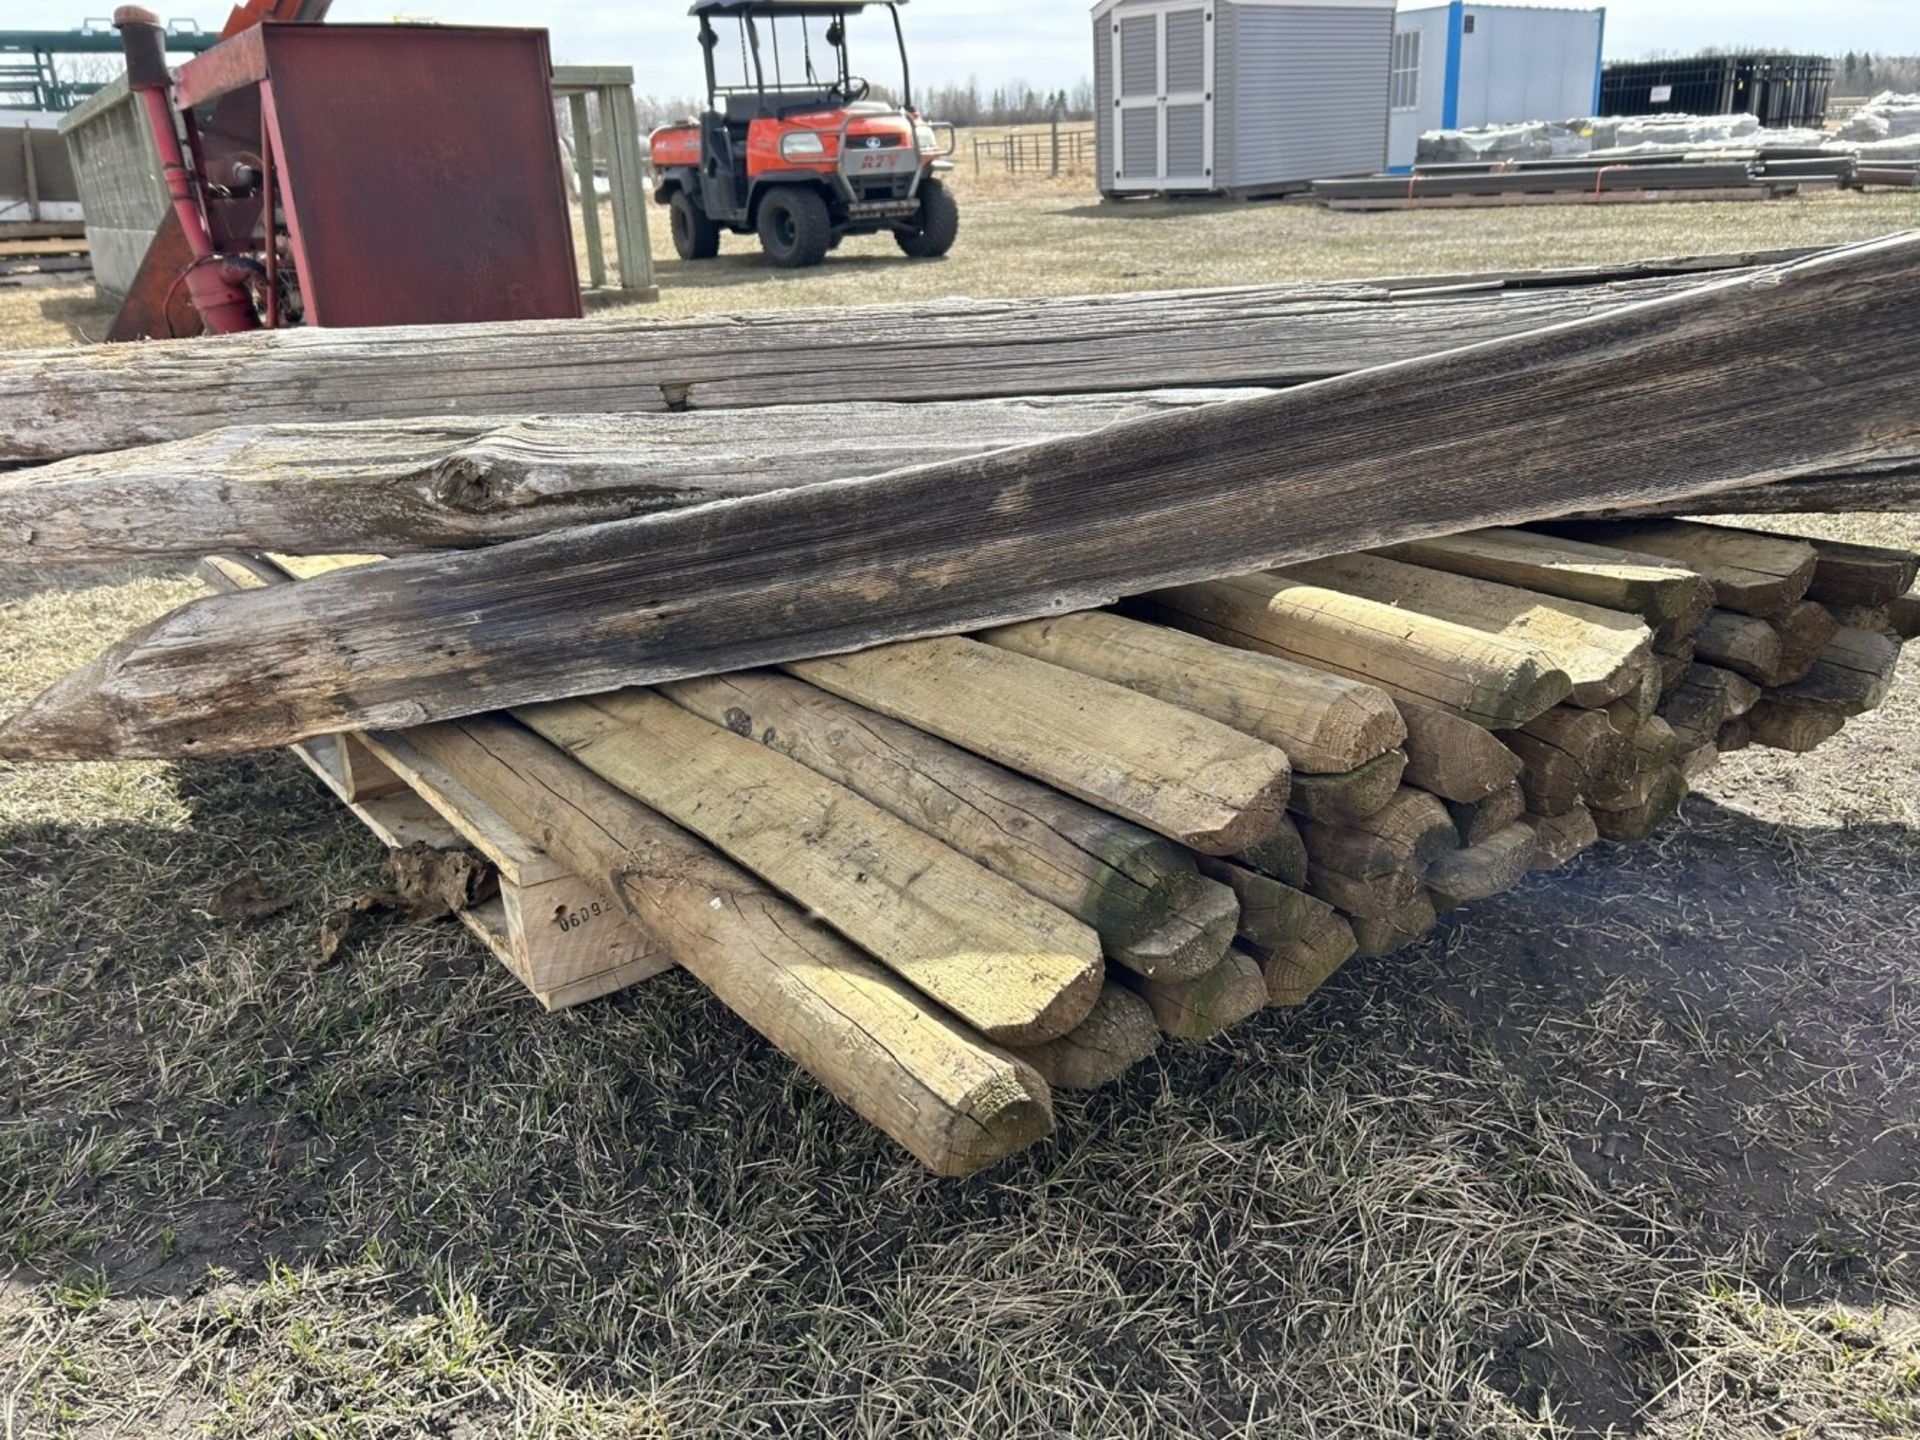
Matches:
[2,239,1919,1175]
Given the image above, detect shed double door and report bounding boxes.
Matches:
[1110,3,1215,190]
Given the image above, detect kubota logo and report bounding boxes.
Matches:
[865,135,884,149]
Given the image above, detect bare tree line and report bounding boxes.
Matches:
[630,77,1095,131]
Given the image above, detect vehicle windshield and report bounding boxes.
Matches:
[708,8,908,105]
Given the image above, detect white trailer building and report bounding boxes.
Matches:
[1093,0,1396,198]
[1387,4,1606,170]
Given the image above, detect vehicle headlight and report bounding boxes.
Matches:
[780,132,827,159]
[913,123,938,152]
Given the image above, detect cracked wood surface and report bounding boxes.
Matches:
[786,639,1294,857]
[1137,574,1573,729]
[0,392,1254,561]
[509,687,1105,1046]
[659,668,1231,979]
[0,271,1728,464]
[398,716,1056,1176]
[5,236,1917,762]
[978,610,1405,775]
[1277,552,1655,709]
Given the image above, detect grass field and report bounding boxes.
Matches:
[3,179,1920,1436]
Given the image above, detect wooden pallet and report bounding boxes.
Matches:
[290,728,673,1009]
[198,551,673,1010]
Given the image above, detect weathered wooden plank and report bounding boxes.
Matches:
[1800,535,1920,609]
[1377,528,1714,647]
[512,689,1106,1046]
[1521,806,1598,870]
[1248,907,1359,1008]
[1350,892,1439,958]
[1298,788,1459,879]
[979,610,1405,774]
[1548,520,1817,617]
[1136,576,1572,729]
[1590,767,1688,842]
[1278,552,1654,707]
[1306,861,1427,920]
[1234,814,1308,888]
[1285,750,1410,824]
[0,270,1734,464]
[7,237,1917,761]
[1888,590,1920,641]
[1119,947,1269,1041]
[1693,609,1783,684]
[0,393,1245,560]
[397,716,1054,1176]
[1392,701,1524,803]
[1763,627,1903,717]
[1444,779,1526,846]
[1501,706,1632,817]
[786,639,1294,856]
[1426,824,1535,911]
[1011,983,1160,1091]
[1658,663,1764,747]
[1769,600,1841,686]
[659,668,1229,979]
[1746,699,1848,752]
[1191,857,1346,961]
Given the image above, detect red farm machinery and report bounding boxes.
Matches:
[649,0,959,269]
[107,1,581,340]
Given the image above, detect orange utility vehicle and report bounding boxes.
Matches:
[649,0,958,268]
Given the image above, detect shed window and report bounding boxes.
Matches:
[1390,30,1422,111]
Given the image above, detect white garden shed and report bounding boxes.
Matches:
[1093,0,1397,197]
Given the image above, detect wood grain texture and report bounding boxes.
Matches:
[1763,627,1903,717]
[979,611,1405,774]
[1426,824,1535,911]
[0,271,1729,464]
[7,237,1918,761]
[1549,520,1818,617]
[1349,892,1439,959]
[1445,780,1526,847]
[1522,806,1599,870]
[1139,575,1571,729]
[1377,528,1714,647]
[1299,788,1459,878]
[1011,983,1160,1091]
[1248,908,1359,1008]
[787,639,1293,856]
[1694,609,1783,684]
[1119,947,1268,1041]
[1590,766,1688,842]
[1768,600,1841,687]
[1799,535,1920,609]
[512,689,1105,1045]
[1234,814,1308,888]
[1278,552,1654,708]
[0,393,1246,560]
[1190,856,1341,957]
[658,668,1225,977]
[396,716,1054,1176]
[1284,750,1410,824]
[1392,701,1525,803]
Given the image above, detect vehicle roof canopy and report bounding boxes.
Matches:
[689,1,905,15]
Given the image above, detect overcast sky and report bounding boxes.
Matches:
[22,1,1920,98]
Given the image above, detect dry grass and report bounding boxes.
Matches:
[3,191,1920,1437]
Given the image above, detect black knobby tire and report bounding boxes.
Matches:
[756,187,834,269]
[895,177,959,259]
[669,191,721,261]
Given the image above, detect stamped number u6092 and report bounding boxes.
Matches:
[557,901,605,932]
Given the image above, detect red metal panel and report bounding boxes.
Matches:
[260,25,581,327]
[173,24,268,111]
